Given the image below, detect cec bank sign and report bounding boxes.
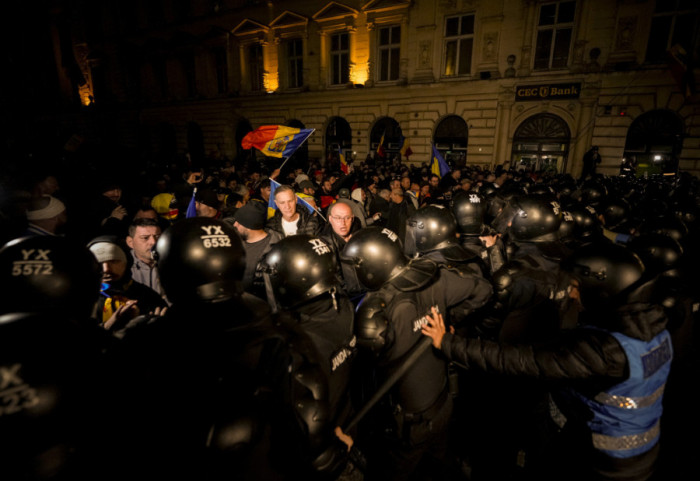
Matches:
[515,82,581,101]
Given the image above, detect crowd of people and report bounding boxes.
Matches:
[0,148,698,481]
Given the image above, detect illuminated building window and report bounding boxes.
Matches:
[378,25,400,81]
[287,38,304,88]
[645,0,699,64]
[443,14,474,76]
[330,32,350,85]
[249,44,264,91]
[533,1,576,70]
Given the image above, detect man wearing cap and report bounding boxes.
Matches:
[298,179,317,197]
[88,180,130,240]
[195,188,222,218]
[233,201,283,296]
[150,193,180,225]
[88,236,166,329]
[24,195,67,236]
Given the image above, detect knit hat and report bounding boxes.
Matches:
[196,188,220,209]
[26,195,66,221]
[295,174,310,184]
[234,201,266,230]
[299,180,316,191]
[151,193,179,220]
[89,240,127,264]
[351,188,364,204]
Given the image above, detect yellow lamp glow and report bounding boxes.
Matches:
[350,62,369,86]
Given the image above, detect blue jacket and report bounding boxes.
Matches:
[573,329,672,458]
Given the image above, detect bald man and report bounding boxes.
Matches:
[321,201,365,302]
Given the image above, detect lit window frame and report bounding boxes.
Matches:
[377,25,401,82]
[330,31,350,86]
[533,1,577,71]
[644,0,700,64]
[443,13,475,77]
[286,37,304,89]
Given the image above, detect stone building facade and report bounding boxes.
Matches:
[55,0,700,176]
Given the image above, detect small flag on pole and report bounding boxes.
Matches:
[377,132,386,158]
[242,125,315,159]
[430,145,450,178]
[339,147,349,174]
[399,135,413,159]
[186,187,198,218]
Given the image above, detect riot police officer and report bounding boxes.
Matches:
[342,226,492,481]
[112,218,347,480]
[423,242,673,481]
[0,235,110,479]
[450,190,507,276]
[404,204,485,275]
[260,235,357,430]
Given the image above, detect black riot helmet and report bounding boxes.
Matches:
[260,235,338,308]
[566,203,603,239]
[450,190,487,235]
[557,210,576,244]
[600,197,631,231]
[354,295,389,353]
[155,217,246,303]
[561,242,645,310]
[527,183,556,198]
[341,226,407,290]
[508,196,563,243]
[0,236,101,317]
[406,205,456,252]
[578,180,608,210]
[627,233,683,277]
[406,205,473,261]
[641,216,689,245]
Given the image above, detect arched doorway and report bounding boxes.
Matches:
[434,115,469,169]
[370,117,401,159]
[511,114,571,173]
[624,109,683,176]
[325,116,352,169]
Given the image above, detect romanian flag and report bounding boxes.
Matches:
[242,125,315,159]
[268,179,317,219]
[377,132,386,158]
[430,144,450,178]
[339,147,349,174]
[399,135,413,158]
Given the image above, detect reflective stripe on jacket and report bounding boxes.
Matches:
[576,329,673,458]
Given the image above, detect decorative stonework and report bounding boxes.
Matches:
[419,40,432,69]
[482,32,498,62]
[615,16,637,51]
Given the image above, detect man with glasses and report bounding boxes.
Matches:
[321,201,365,302]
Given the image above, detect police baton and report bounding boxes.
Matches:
[343,336,433,431]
